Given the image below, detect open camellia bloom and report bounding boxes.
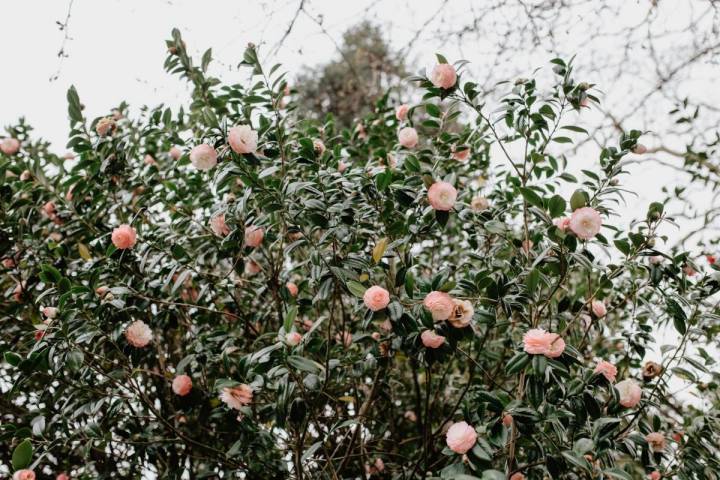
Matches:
[1,137,20,155]
[285,331,303,346]
[189,143,218,170]
[591,299,607,317]
[645,432,666,452]
[594,360,618,383]
[228,125,258,154]
[12,470,35,480]
[169,145,183,160]
[210,213,231,237]
[125,320,152,348]
[615,379,642,407]
[523,328,565,358]
[427,181,457,211]
[569,206,602,240]
[286,282,299,297]
[395,104,409,121]
[430,63,457,89]
[111,224,137,249]
[423,291,455,321]
[220,384,253,410]
[363,285,390,311]
[172,375,193,396]
[420,329,445,348]
[244,225,264,248]
[398,127,419,148]
[449,299,474,328]
[445,421,477,454]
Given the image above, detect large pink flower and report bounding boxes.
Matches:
[452,146,470,162]
[210,213,230,237]
[523,328,565,358]
[95,117,116,137]
[12,470,35,480]
[569,207,602,240]
[363,285,390,311]
[398,127,419,148]
[1,138,20,155]
[423,291,454,321]
[594,360,617,383]
[286,282,299,297]
[395,104,409,121]
[169,146,183,160]
[112,224,137,249]
[228,125,258,154]
[220,384,253,410]
[189,144,218,170]
[427,181,457,211]
[285,331,303,346]
[172,375,193,396]
[645,432,666,452]
[431,63,457,89]
[244,225,264,248]
[125,320,152,347]
[445,421,477,454]
[421,330,445,348]
[449,299,474,328]
[615,378,642,407]
[553,217,570,231]
[591,300,607,317]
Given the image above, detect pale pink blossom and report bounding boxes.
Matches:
[42,306,58,319]
[286,282,299,297]
[594,360,617,383]
[449,299,474,328]
[423,291,455,321]
[338,161,348,173]
[20,170,31,181]
[228,125,258,154]
[12,470,35,480]
[169,146,183,160]
[404,410,418,422]
[172,374,192,396]
[452,146,470,162]
[683,265,697,276]
[502,414,513,427]
[285,331,303,346]
[1,137,20,155]
[510,474,525,480]
[313,139,326,155]
[363,286,390,311]
[427,181,457,211]
[648,471,661,480]
[398,127,419,148]
[371,332,381,341]
[649,256,663,264]
[431,63,457,89]
[633,144,648,154]
[336,331,353,347]
[591,300,607,317]
[143,154,156,166]
[95,117,116,137]
[645,432,666,452]
[95,286,109,297]
[111,224,137,249]
[245,259,261,275]
[63,152,75,161]
[125,320,152,347]
[395,104,410,121]
[220,384,253,409]
[445,421,477,454]
[210,213,230,237]
[189,144,218,171]
[569,207,602,240]
[615,379,642,407]
[244,225,264,248]
[523,328,566,358]
[553,217,570,231]
[421,330,446,348]
[471,196,489,212]
[56,473,70,480]
[2,258,15,269]
[43,201,56,218]
[522,239,533,254]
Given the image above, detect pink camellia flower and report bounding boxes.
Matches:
[1,137,20,155]
[244,225,264,248]
[449,299,474,328]
[452,146,470,162]
[395,104,410,121]
[56,473,70,480]
[398,127,419,148]
[445,421,477,454]
[111,224,137,249]
[363,285,390,311]
[286,282,299,297]
[431,63,457,89]
[336,331,353,347]
[43,201,56,218]
[42,306,58,319]
[569,207,602,240]
[427,181,457,211]
[95,286,109,297]
[245,259,261,275]
[523,328,566,358]
[169,146,182,160]
[371,332,381,341]
[313,139,326,155]
[125,320,152,347]
[12,470,35,480]
[220,384,253,410]
[615,378,642,407]
[471,196,489,212]
[172,374,192,396]
[143,154,156,166]
[423,291,455,321]
[649,256,663,264]
[210,213,230,237]
[228,125,258,154]
[63,152,75,160]
[683,265,697,276]
[338,161,348,173]
[502,414,513,427]
[594,360,618,383]
[189,144,218,171]
[20,170,31,181]
[95,117,116,137]
[648,471,661,480]
[645,432,666,452]
[591,300,607,317]
[285,331,302,346]
[421,330,446,348]
[553,217,570,231]
[2,258,15,269]
[633,144,648,154]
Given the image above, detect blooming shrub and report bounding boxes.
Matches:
[1,30,719,479]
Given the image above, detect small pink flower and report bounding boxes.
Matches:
[452,146,470,161]
[111,224,137,249]
[42,306,58,319]
[338,161,348,173]
[143,154,156,166]
[228,125,258,154]
[421,330,446,348]
[404,410,417,422]
[594,360,617,383]
[2,258,15,269]
[423,291,455,321]
[510,474,525,480]
[189,144,218,171]
[20,170,31,181]
[502,414,513,427]
[445,421,477,454]
[244,225,264,248]
[683,265,697,276]
[395,104,410,121]
[398,127,419,148]
[64,152,75,160]
[521,239,533,254]
[1,137,20,155]
[449,299,474,328]
[125,320,152,347]
[648,471,661,480]
[591,300,607,317]
[95,117,116,137]
[336,331,353,347]
[12,470,35,480]
[649,256,663,264]
[56,473,70,480]
[544,332,565,358]
[285,331,303,346]
[553,217,570,231]
[313,139,326,155]
[363,286,390,311]
[371,332,381,341]
[210,213,230,237]
[569,207,602,240]
[245,259,261,275]
[43,201,56,217]
[633,144,648,154]
[172,374,192,396]
[220,384,253,410]
[523,328,565,358]
[645,432,666,452]
[615,379,642,407]
[427,181,457,211]
[430,63,457,89]
[471,196,489,212]
[169,146,183,160]
[95,286,109,297]
[286,282,299,297]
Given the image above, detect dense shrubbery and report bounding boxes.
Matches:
[1,29,719,479]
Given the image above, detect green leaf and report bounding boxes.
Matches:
[561,125,588,134]
[561,450,591,472]
[67,86,83,123]
[519,187,544,209]
[388,301,403,320]
[548,195,566,217]
[4,351,21,366]
[283,306,298,332]
[604,468,633,480]
[666,298,687,335]
[12,439,32,470]
[506,352,531,375]
[287,355,324,374]
[569,189,587,211]
[346,280,367,298]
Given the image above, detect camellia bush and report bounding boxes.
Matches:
[2,29,720,480]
